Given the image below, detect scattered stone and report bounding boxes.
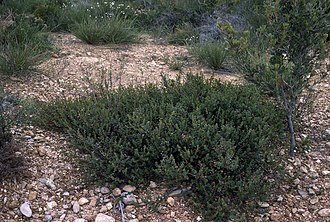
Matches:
[72,201,80,213]
[137,214,143,221]
[157,205,167,214]
[169,187,190,197]
[8,199,19,209]
[38,178,56,190]
[63,204,70,209]
[300,166,308,174]
[325,182,330,189]
[78,197,89,205]
[322,170,330,175]
[167,197,175,206]
[318,208,330,217]
[292,208,298,214]
[270,212,281,222]
[74,219,86,222]
[99,205,108,213]
[60,214,66,221]
[149,181,157,188]
[126,205,135,213]
[106,202,113,210]
[28,191,38,201]
[47,201,57,210]
[258,202,269,208]
[95,213,115,222]
[123,194,137,205]
[44,215,52,221]
[308,188,315,195]
[310,197,319,204]
[277,195,284,202]
[112,187,121,197]
[90,197,98,207]
[302,211,310,217]
[128,219,139,222]
[310,172,319,179]
[325,129,330,135]
[37,146,46,156]
[123,185,136,193]
[100,187,110,194]
[298,190,308,199]
[293,178,300,185]
[21,181,28,189]
[63,191,70,196]
[20,202,32,218]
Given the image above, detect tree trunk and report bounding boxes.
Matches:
[280,85,296,156]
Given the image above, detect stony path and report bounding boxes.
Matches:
[0,34,329,222]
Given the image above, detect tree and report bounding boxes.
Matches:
[220,0,330,155]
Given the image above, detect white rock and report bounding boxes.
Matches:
[166,197,175,206]
[44,215,52,221]
[258,202,270,208]
[99,205,108,213]
[277,195,284,202]
[78,197,89,205]
[74,219,86,222]
[310,197,319,205]
[322,170,330,175]
[123,185,136,193]
[318,208,330,217]
[106,202,113,210]
[112,188,121,197]
[100,187,110,194]
[149,181,157,188]
[47,201,57,210]
[72,201,80,213]
[60,214,66,221]
[123,194,137,205]
[20,202,32,218]
[128,219,139,222]
[95,213,115,222]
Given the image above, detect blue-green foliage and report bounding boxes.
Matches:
[36,74,285,220]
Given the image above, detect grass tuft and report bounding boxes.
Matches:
[190,42,228,70]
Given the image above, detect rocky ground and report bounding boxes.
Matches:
[0,33,329,222]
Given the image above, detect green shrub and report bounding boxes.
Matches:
[0,16,52,75]
[220,0,330,154]
[71,16,138,44]
[35,74,285,220]
[0,88,24,181]
[190,41,228,70]
[167,22,198,45]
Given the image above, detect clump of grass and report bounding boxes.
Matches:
[190,42,228,70]
[168,22,198,45]
[71,16,138,45]
[0,16,52,76]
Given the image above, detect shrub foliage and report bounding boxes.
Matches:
[0,89,24,181]
[35,74,285,220]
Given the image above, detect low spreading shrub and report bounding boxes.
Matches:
[0,16,52,75]
[0,88,24,181]
[35,74,285,220]
[190,41,228,70]
[71,16,138,44]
